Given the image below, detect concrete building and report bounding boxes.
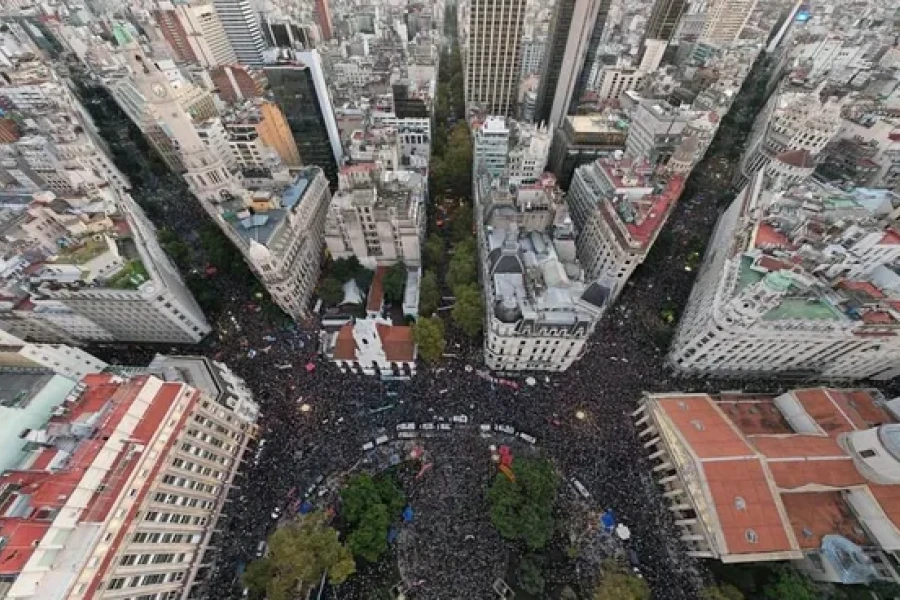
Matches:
[625,99,692,167]
[325,168,425,269]
[0,371,257,600]
[670,172,900,380]
[208,64,264,104]
[153,0,237,67]
[265,49,343,188]
[212,0,267,66]
[520,36,546,78]
[534,0,611,128]
[548,113,629,189]
[475,173,609,371]
[465,0,527,116]
[595,66,646,101]
[739,87,844,184]
[700,0,759,45]
[635,387,900,585]
[473,116,511,178]
[217,168,331,320]
[508,122,552,185]
[568,158,684,293]
[0,330,108,381]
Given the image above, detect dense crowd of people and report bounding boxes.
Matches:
[93,153,769,600]
[81,64,787,599]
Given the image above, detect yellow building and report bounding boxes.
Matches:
[258,101,302,167]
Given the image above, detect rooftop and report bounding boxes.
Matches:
[645,386,900,561]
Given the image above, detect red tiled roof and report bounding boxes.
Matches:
[775,149,815,169]
[792,389,857,434]
[880,229,900,246]
[366,266,388,313]
[376,323,415,362]
[754,223,792,250]
[839,279,886,299]
[769,459,866,490]
[657,395,754,459]
[333,324,357,361]
[703,459,793,555]
[757,256,792,272]
[624,176,684,247]
[863,311,896,325]
[749,435,845,459]
[781,492,869,549]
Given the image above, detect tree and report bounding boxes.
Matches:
[347,504,390,562]
[487,457,558,550]
[419,271,441,316]
[518,554,546,596]
[701,584,744,600]
[447,246,477,293]
[319,277,344,307]
[452,284,483,338]
[413,316,446,363]
[762,567,818,600]
[424,234,446,269]
[382,261,407,304]
[242,512,355,600]
[339,474,405,563]
[451,203,474,243]
[331,256,364,282]
[592,560,650,600]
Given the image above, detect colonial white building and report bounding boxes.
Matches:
[474,116,552,184]
[669,172,900,379]
[739,86,844,185]
[475,173,609,372]
[324,167,425,269]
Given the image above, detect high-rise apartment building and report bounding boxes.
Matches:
[0,371,257,600]
[153,0,237,67]
[212,0,267,66]
[644,0,688,41]
[265,49,343,187]
[534,0,611,128]
[464,0,527,117]
[700,0,759,45]
[669,172,900,379]
[314,0,333,40]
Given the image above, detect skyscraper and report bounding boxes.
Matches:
[700,0,759,44]
[212,0,267,66]
[534,0,610,128]
[465,0,527,117]
[314,0,333,40]
[153,0,237,67]
[645,0,688,41]
[265,49,343,187]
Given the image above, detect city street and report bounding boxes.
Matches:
[81,57,794,599]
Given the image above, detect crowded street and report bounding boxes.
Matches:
[79,56,801,599]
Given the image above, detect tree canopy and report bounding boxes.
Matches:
[419,271,441,317]
[452,284,483,338]
[318,277,344,307]
[382,261,407,304]
[592,559,650,600]
[701,584,744,600]
[242,512,355,600]
[487,457,558,549]
[413,315,446,362]
[339,474,405,563]
[762,567,818,600]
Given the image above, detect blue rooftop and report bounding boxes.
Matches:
[282,177,310,209]
[240,214,270,229]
